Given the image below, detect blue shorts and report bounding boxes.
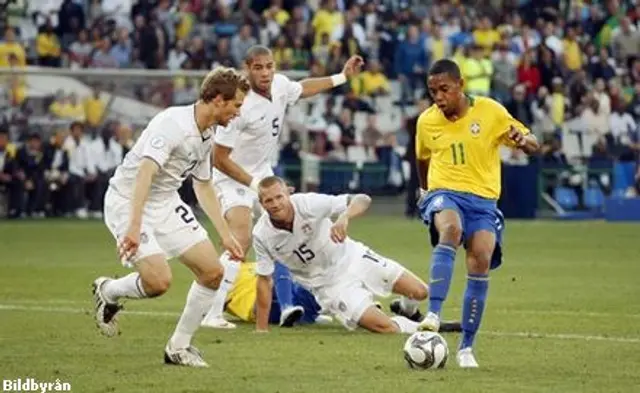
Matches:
[268,282,321,325]
[418,189,505,269]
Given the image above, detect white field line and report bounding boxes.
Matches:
[1,303,639,344]
[5,299,640,320]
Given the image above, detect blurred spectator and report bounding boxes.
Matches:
[68,29,93,68]
[0,28,26,68]
[43,129,70,216]
[273,36,293,70]
[0,128,20,218]
[491,42,517,103]
[15,133,46,218]
[36,21,62,67]
[506,84,533,127]
[612,17,640,68]
[84,89,105,129]
[562,24,582,73]
[88,123,123,216]
[291,37,311,71]
[64,121,95,219]
[211,38,235,68]
[395,25,428,105]
[517,50,540,97]
[312,0,342,46]
[231,24,257,67]
[351,59,390,98]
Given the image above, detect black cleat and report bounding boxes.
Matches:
[389,298,424,322]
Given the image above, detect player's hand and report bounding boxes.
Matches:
[342,55,364,78]
[507,126,526,148]
[221,234,244,261]
[330,215,349,243]
[119,225,141,262]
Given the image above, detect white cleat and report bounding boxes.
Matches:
[279,305,304,327]
[164,345,209,368]
[92,277,122,337]
[200,316,236,329]
[418,311,441,332]
[457,347,479,368]
[314,315,334,325]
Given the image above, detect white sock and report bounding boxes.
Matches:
[169,281,218,349]
[102,273,147,303]
[203,252,240,322]
[391,315,420,334]
[400,297,420,316]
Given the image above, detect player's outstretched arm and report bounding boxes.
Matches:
[192,179,244,260]
[298,55,364,99]
[255,274,273,332]
[331,194,372,243]
[212,144,259,191]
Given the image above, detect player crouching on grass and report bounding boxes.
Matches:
[251,176,429,334]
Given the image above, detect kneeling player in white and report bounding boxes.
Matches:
[92,68,247,367]
[202,45,364,329]
[252,176,429,334]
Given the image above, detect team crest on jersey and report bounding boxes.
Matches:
[470,121,481,136]
[301,223,312,234]
[338,301,347,312]
[140,232,148,244]
[236,188,245,196]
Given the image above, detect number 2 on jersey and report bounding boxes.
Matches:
[293,244,315,264]
[450,143,466,165]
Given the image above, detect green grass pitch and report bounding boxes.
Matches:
[1,217,639,392]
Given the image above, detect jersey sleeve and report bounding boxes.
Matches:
[191,146,212,182]
[415,113,432,160]
[214,115,245,149]
[277,74,303,105]
[495,101,531,147]
[303,193,349,218]
[254,235,275,277]
[140,118,183,168]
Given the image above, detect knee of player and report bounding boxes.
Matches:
[199,264,225,289]
[439,222,462,244]
[142,274,172,297]
[413,284,429,301]
[467,254,490,274]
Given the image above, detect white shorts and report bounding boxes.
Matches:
[314,248,405,330]
[213,178,262,217]
[103,187,209,267]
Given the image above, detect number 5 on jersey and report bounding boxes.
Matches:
[272,118,280,136]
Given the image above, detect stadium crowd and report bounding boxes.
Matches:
[0,0,639,219]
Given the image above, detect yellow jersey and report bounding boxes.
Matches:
[225,262,258,322]
[415,96,530,200]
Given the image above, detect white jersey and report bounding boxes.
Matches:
[212,73,303,183]
[253,193,368,290]
[109,104,214,207]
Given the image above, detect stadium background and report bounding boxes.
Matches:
[0,1,639,392]
[0,0,639,220]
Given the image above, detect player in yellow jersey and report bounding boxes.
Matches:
[415,59,539,368]
[221,261,329,326]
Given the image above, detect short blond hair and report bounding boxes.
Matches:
[199,67,250,103]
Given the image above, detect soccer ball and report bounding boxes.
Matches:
[403,331,449,370]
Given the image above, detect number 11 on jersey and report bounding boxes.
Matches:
[450,142,466,165]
